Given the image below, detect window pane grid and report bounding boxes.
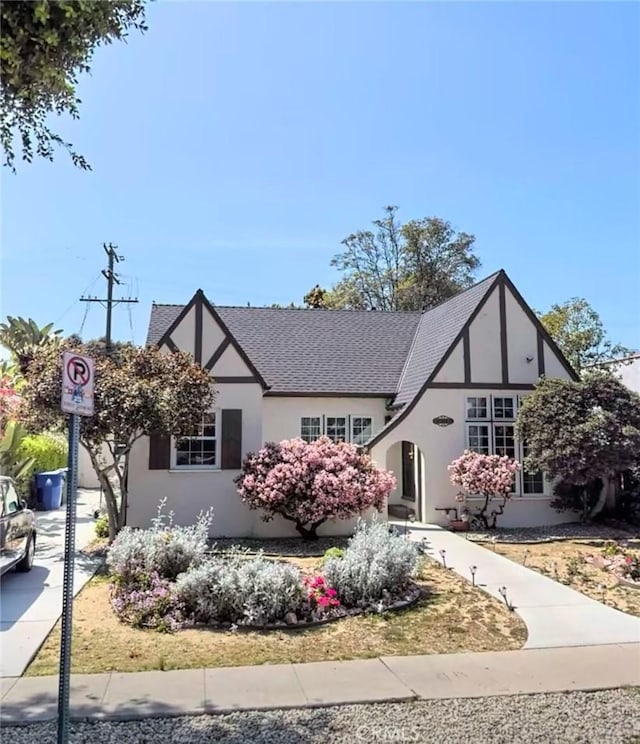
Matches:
[466,397,488,419]
[326,417,347,443]
[300,417,321,443]
[352,416,373,446]
[175,413,217,467]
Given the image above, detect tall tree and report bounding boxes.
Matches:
[516,372,640,520]
[20,342,214,541]
[1,1,147,170]
[304,206,481,311]
[0,316,62,374]
[538,298,633,375]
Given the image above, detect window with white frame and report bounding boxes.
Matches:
[173,412,218,468]
[465,395,545,495]
[351,416,374,446]
[299,414,375,444]
[300,417,322,443]
[325,416,347,443]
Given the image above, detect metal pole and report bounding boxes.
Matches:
[57,413,80,744]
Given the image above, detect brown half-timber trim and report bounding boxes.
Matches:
[204,337,231,372]
[155,298,196,351]
[194,292,203,365]
[537,330,545,377]
[462,328,471,383]
[214,376,259,384]
[163,337,179,353]
[366,273,502,450]
[500,273,578,381]
[263,391,392,398]
[428,382,535,390]
[499,281,509,384]
[198,291,269,389]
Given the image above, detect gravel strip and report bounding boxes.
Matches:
[466,521,639,544]
[5,689,640,743]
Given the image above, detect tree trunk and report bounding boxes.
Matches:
[85,443,121,543]
[588,477,610,521]
[294,519,326,540]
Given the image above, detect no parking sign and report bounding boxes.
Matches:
[61,351,95,416]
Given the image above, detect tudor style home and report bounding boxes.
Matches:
[126,270,578,537]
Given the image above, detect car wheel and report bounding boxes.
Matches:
[16,534,36,572]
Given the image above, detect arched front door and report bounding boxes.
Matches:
[385,440,425,522]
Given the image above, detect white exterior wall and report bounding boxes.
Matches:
[370,388,575,528]
[468,288,501,382]
[433,339,464,383]
[262,396,388,443]
[543,340,568,379]
[169,306,195,352]
[505,291,538,384]
[618,357,640,393]
[127,382,264,537]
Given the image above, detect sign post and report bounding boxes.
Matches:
[58,352,95,744]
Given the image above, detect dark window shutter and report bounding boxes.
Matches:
[221,409,242,469]
[149,434,171,470]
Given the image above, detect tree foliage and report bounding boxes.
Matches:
[305,206,481,311]
[1,0,147,170]
[516,373,640,519]
[0,316,63,374]
[19,342,215,540]
[448,450,520,529]
[538,298,632,375]
[235,436,396,540]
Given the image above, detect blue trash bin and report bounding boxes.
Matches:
[35,470,64,510]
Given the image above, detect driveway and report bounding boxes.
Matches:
[0,489,103,678]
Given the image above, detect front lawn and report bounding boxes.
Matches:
[475,536,640,616]
[26,554,526,676]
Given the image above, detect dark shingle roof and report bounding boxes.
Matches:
[146,272,500,399]
[394,272,500,406]
[147,304,422,395]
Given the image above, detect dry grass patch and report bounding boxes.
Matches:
[26,556,526,676]
[478,538,640,617]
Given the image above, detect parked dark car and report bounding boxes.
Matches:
[0,476,36,576]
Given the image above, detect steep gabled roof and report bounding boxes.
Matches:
[148,303,421,396]
[394,272,501,407]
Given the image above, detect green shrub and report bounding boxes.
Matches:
[95,514,109,538]
[322,547,345,565]
[15,432,68,500]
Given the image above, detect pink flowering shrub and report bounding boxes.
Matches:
[448,450,520,529]
[303,574,340,613]
[235,436,396,540]
[0,376,20,434]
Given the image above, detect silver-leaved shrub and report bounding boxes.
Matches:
[107,500,213,583]
[175,552,305,626]
[323,518,420,607]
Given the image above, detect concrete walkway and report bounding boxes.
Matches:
[0,489,103,677]
[401,522,640,648]
[1,644,638,723]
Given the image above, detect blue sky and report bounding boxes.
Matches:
[2,1,639,350]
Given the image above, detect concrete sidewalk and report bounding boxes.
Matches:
[1,644,639,724]
[402,522,640,648]
[0,489,103,677]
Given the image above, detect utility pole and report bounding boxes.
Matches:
[80,243,138,354]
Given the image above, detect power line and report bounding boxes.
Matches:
[80,243,139,354]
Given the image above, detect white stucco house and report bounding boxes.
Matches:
[127,269,579,537]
